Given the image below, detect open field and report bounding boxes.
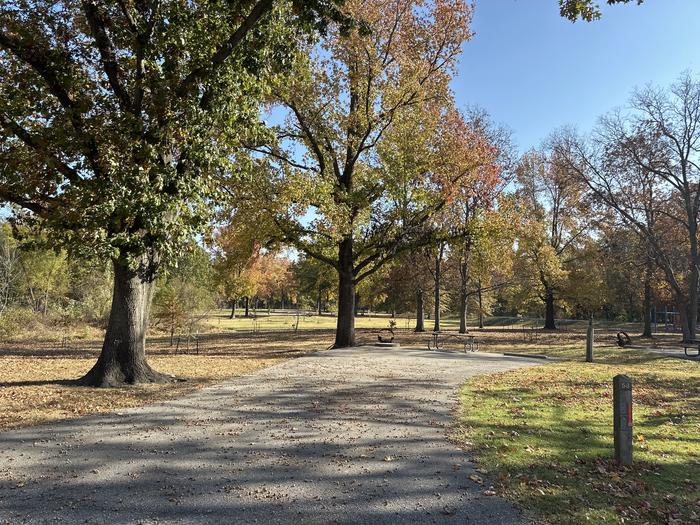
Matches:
[1,321,694,432]
[0,330,335,430]
[202,309,661,334]
[456,343,700,525]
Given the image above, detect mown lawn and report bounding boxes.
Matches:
[457,346,700,524]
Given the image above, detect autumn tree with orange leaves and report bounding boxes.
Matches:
[441,109,514,333]
[248,0,473,347]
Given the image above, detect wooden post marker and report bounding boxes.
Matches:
[613,374,633,465]
[586,318,594,362]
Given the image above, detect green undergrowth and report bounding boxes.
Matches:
[457,349,700,524]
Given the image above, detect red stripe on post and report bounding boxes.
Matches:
[627,402,633,426]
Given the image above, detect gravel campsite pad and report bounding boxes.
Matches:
[0,346,538,524]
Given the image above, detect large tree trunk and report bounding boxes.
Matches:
[317,288,322,315]
[229,299,236,320]
[641,268,652,338]
[334,237,355,348]
[415,287,425,332]
[244,296,250,317]
[79,254,173,387]
[544,288,556,330]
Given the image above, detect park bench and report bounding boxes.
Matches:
[427,331,479,353]
[682,339,700,358]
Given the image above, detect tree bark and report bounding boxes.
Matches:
[458,287,468,334]
[458,244,470,334]
[641,269,652,338]
[334,237,355,348]
[229,299,236,320]
[477,282,484,329]
[544,288,556,330]
[244,296,249,317]
[433,245,444,333]
[688,265,699,342]
[317,288,322,315]
[79,254,173,387]
[415,287,425,332]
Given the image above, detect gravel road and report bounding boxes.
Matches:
[0,345,539,524]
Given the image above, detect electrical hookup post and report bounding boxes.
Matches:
[613,374,633,466]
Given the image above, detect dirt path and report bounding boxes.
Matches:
[0,346,539,524]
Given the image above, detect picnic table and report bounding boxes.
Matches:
[682,339,700,358]
[427,331,479,353]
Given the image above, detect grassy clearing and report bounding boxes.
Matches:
[0,331,333,430]
[204,310,419,331]
[457,343,700,525]
[201,309,592,332]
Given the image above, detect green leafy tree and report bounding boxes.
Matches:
[153,244,215,345]
[559,0,642,21]
[0,222,19,316]
[513,148,590,329]
[293,255,336,315]
[0,0,347,385]
[17,246,69,317]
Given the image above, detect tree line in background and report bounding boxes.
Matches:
[0,0,654,386]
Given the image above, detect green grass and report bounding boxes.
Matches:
[457,347,700,524]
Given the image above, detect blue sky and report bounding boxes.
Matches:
[452,0,700,152]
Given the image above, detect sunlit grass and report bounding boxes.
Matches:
[457,349,700,524]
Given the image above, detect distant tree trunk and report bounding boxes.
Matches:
[433,244,444,332]
[678,298,691,342]
[686,222,700,342]
[477,282,484,329]
[415,287,425,332]
[355,291,361,317]
[458,289,468,334]
[642,267,653,338]
[458,243,470,334]
[79,253,172,387]
[544,287,556,330]
[244,296,249,317]
[334,236,355,348]
[317,288,322,315]
[268,295,272,314]
[229,299,236,320]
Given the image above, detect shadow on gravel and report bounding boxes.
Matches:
[0,353,528,524]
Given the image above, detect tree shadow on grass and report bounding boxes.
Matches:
[460,381,700,525]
